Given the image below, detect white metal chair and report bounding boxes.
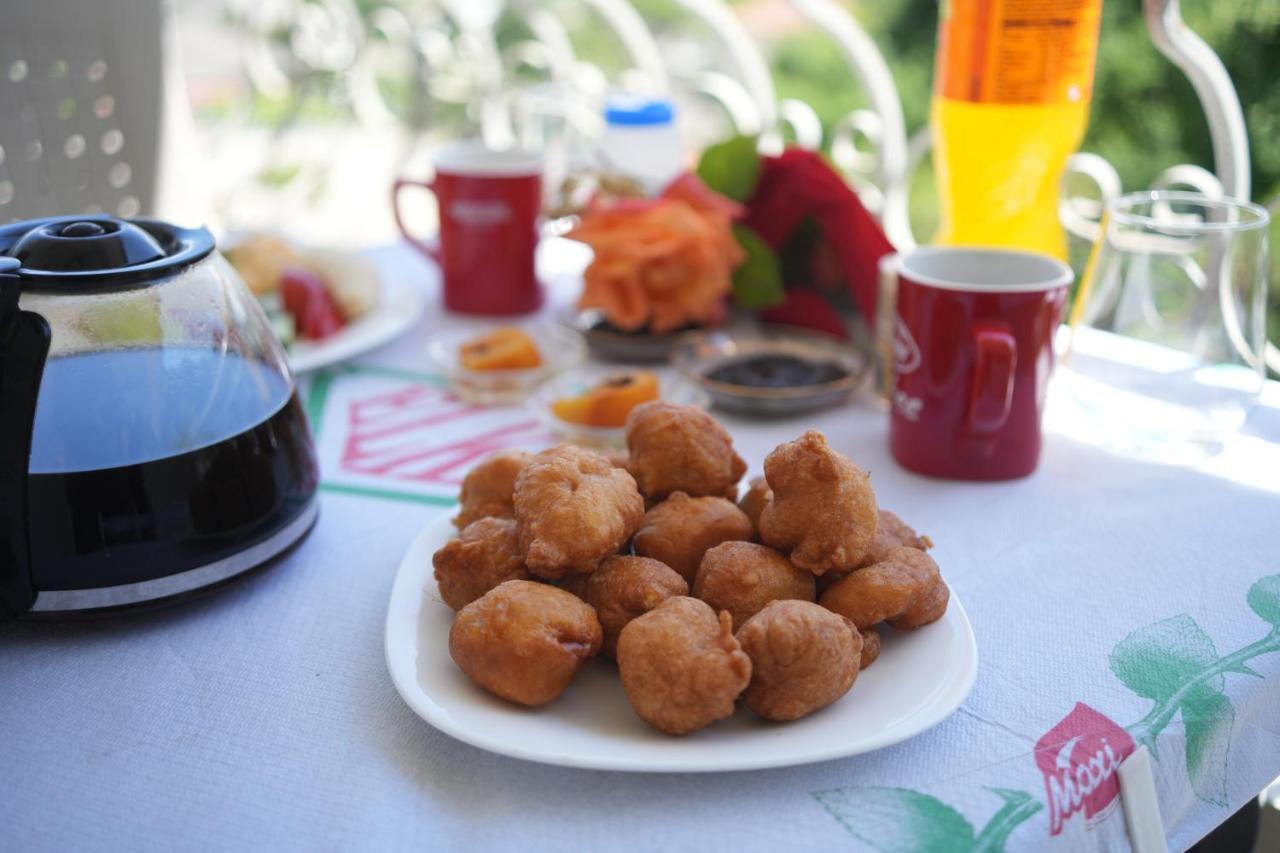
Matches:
[0,0,172,221]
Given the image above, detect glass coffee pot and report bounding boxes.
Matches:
[0,215,318,619]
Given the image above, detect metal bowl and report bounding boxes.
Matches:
[563,308,699,364]
[672,328,870,417]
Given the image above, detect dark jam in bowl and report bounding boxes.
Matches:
[26,349,318,592]
[704,353,849,389]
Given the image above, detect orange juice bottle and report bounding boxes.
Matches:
[931,0,1104,259]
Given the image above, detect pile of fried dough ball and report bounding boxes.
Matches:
[432,401,946,736]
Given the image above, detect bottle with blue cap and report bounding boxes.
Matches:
[598,95,685,194]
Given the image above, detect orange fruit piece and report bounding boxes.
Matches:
[459,327,543,371]
[552,371,660,428]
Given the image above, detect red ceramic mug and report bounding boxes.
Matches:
[393,141,543,315]
[889,247,1072,480]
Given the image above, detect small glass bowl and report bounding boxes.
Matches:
[672,328,869,417]
[529,366,711,449]
[427,322,585,405]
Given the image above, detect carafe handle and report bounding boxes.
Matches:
[0,258,49,620]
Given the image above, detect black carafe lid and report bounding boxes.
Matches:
[0,215,215,290]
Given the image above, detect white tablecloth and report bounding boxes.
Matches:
[3,242,1279,852]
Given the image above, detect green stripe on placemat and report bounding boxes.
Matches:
[304,371,336,439]
[319,481,458,507]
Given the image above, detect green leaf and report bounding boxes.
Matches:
[1246,575,1280,626]
[813,786,976,853]
[730,225,785,310]
[696,135,761,202]
[1109,614,1222,708]
[973,789,1043,853]
[1180,683,1234,806]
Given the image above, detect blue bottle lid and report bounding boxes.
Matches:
[604,96,675,127]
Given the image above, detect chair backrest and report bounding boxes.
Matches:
[0,0,165,222]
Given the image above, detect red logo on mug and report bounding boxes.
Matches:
[1034,702,1136,835]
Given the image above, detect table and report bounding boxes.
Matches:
[3,241,1279,852]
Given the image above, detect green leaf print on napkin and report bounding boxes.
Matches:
[1247,575,1280,626]
[814,575,1280,849]
[1179,683,1234,806]
[1109,614,1223,705]
[813,787,975,852]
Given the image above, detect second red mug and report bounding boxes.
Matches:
[889,247,1072,480]
[393,141,543,315]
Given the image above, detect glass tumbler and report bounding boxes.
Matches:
[1059,191,1270,461]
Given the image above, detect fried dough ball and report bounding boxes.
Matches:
[758,431,878,575]
[601,448,631,470]
[735,600,862,721]
[432,517,531,610]
[693,541,815,631]
[448,580,602,706]
[624,402,747,500]
[616,596,752,735]
[889,579,950,630]
[454,449,533,529]
[513,445,644,579]
[632,493,753,583]
[858,509,933,567]
[815,507,931,593]
[860,627,882,669]
[818,547,944,630]
[738,476,772,538]
[561,556,688,658]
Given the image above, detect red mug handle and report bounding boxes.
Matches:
[966,322,1017,434]
[391,177,442,265]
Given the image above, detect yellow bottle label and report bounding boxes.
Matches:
[936,0,1103,104]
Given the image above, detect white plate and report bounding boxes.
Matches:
[385,516,978,773]
[289,273,427,374]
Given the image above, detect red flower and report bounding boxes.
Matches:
[743,149,894,335]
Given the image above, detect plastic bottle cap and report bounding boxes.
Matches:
[604,96,675,127]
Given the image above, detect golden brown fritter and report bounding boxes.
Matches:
[454,449,534,529]
[758,431,878,575]
[432,517,531,610]
[858,509,933,567]
[616,596,752,735]
[632,492,753,583]
[860,627,882,669]
[735,600,862,721]
[888,579,950,630]
[692,541,815,631]
[818,546,944,630]
[448,580,602,706]
[738,476,772,538]
[561,555,688,658]
[513,445,644,579]
[624,401,747,500]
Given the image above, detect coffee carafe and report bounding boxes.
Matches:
[0,215,318,618]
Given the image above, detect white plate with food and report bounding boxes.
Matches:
[385,514,978,773]
[226,234,426,374]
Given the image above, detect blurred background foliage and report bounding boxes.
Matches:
[214,0,1279,346]
[513,0,1280,353]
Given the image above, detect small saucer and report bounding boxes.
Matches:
[529,366,710,448]
[427,322,585,405]
[563,309,699,365]
[672,328,869,417]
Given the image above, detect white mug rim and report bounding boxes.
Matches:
[432,140,542,178]
[897,246,1073,294]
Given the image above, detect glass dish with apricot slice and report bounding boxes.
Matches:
[531,366,710,448]
[428,323,585,405]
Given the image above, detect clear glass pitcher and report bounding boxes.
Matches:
[1058,191,1270,461]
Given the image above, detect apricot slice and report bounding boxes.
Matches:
[459,327,543,371]
[552,371,660,428]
